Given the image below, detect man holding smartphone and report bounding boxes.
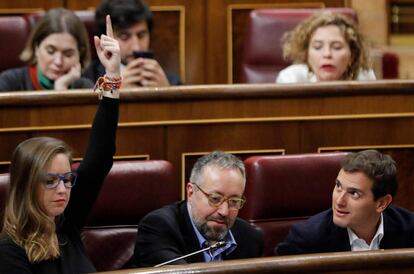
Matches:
[84,0,181,87]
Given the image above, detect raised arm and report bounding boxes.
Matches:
[65,15,121,228]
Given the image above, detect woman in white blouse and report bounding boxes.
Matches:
[276,12,376,83]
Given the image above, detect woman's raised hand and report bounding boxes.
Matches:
[94,15,121,78]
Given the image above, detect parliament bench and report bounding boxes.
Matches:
[240,152,346,256]
[98,248,414,273]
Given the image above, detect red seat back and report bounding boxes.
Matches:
[0,16,30,72]
[241,152,346,256]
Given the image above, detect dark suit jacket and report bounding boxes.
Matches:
[275,205,414,255]
[133,201,264,267]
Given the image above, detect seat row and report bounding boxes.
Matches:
[0,152,346,271]
[0,8,400,83]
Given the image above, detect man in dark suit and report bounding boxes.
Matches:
[276,150,414,255]
[133,151,264,267]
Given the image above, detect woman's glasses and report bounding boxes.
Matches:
[43,172,77,189]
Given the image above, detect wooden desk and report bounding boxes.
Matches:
[98,248,414,273]
[1,80,414,204]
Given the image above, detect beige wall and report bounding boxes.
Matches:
[351,0,414,79]
[351,0,388,46]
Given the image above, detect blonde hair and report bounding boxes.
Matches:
[2,137,72,262]
[281,12,371,80]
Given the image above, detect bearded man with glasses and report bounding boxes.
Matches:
[133,151,264,267]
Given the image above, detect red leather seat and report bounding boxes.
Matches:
[241,8,387,83]
[81,160,177,271]
[240,152,346,256]
[0,16,30,73]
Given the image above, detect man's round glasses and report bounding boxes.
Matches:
[43,172,77,189]
[191,183,246,210]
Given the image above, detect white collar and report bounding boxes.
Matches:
[347,213,384,250]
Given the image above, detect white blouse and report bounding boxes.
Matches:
[275,64,376,83]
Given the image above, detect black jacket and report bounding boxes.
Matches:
[134,201,264,267]
[276,205,414,255]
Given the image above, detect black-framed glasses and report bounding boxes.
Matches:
[191,183,246,210]
[43,172,77,189]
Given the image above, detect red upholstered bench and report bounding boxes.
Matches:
[240,152,346,256]
[0,16,30,73]
[81,160,177,271]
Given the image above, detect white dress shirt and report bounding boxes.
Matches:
[347,214,384,251]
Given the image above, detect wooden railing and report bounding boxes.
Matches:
[98,248,414,274]
[1,80,414,206]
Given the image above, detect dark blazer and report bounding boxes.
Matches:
[275,205,414,255]
[133,201,264,267]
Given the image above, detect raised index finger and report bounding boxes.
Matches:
[106,15,114,38]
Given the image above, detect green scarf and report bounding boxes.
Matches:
[37,65,54,90]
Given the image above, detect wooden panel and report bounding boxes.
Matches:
[351,0,388,46]
[0,1,62,13]
[151,8,182,82]
[2,81,414,209]
[148,0,205,84]
[101,248,414,274]
[65,0,99,9]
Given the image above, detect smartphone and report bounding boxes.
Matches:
[133,51,154,59]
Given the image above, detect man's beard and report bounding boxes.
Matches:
[198,223,227,242]
[194,216,233,242]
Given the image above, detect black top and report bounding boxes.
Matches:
[275,205,414,256]
[0,66,94,91]
[83,59,182,86]
[0,97,119,274]
[134,201,264,267]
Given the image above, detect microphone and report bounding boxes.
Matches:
[153,241,227,267]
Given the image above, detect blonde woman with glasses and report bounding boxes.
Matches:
[0,15,121,273]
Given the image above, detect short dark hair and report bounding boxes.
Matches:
[95,0,153,36]
[341,150,397,200]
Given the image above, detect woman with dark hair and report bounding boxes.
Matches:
[276,12,376,83]
[0,15,122,273]
[0,8,93,91]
